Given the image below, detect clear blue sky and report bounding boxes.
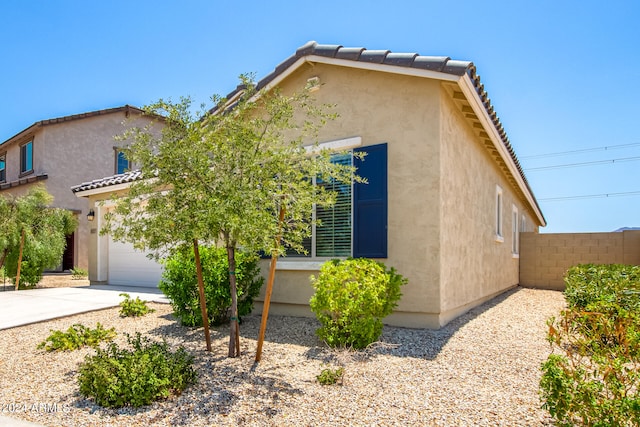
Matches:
[2,1,638,233]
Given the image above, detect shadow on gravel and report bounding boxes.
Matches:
[150,286,525,363]
[266,288,520,363]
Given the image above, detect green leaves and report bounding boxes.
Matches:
[118,293,155,317]
[37,323,116,352]
[0,185,77,287]
[78,333,197,408]
[159,246,264,326]
[309,258,407,349]
[540,264,640,426]
[104,75,354,260]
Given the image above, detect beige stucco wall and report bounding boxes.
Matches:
[0,111,156,270]
[437,90,538,324]
[252,63,444,328]
[520,230,640,290]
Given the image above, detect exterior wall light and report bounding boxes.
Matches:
[87,209,95,222]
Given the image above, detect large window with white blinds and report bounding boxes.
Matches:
[284,142,388,259]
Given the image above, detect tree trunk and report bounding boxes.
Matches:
[193,239,212,352]
[255,203,286,362]
[226,243,240,357]
[14,228,25,291]
[0,247,8,270]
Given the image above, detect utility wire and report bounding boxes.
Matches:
[520,142,640,160]
[539,190,640,202]
[524,156,640,171]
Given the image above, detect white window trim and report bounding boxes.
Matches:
[495,185,504,243]
[512,204,519,258]
[304,136,362,155]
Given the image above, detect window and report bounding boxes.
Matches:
[316,152,352,256]
[287,142,388,259]
[512,205,519,256]
[0,153,5,183]
[115,149,130,174]
[495,185,504,242]
[20,140,33,174]
[521,214,526,233]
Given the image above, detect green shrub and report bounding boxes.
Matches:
[9,259,42,289]
[309,258,406,349]
[159,246,264,326]
[316,366,344,385]
[540,264,640,426]
[78,333,197,408]
[37,323,116,352]
[70,266,88,280]
[119,293,155,317]
[564,264,640,311]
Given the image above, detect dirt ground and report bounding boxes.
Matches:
[37,273,90,288]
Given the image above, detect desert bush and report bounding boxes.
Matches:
[70,266,88,280]
[9,259,41,288]
[119,293,155,317]
[160,246,264,326]
[316,365,344,385]
[37,323,116,352]
[78,333,197,408]
[309,258,406,349]
[540,264,640,426]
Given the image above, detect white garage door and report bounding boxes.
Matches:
[108,238,163,287]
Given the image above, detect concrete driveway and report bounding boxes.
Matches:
[0,285,169,330]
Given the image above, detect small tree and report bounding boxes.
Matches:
[0,186,77,288]
[105,75,360,356]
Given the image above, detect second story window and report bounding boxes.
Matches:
[115,149,130,174]
[20,140,33,175]
[0,153,6,182]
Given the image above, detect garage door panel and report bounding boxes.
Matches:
[108,238,163,287]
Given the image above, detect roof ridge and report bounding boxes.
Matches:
[1,105,145,147]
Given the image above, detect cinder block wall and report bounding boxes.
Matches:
[520,230,640,290]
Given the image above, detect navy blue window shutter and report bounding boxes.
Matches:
[353,143,388,258]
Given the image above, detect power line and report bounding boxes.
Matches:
[524,155,640,171]
[520,142,640,160]
[539,190,640,202]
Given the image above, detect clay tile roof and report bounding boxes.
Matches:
[71,170,143,193]
[1,105,146,148]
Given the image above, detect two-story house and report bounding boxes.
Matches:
[0,106,155,271]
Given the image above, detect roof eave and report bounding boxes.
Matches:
[457,74,547,226]
[72,181,134,198]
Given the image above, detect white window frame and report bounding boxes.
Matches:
[512,204,519,257]
[495,185,504,242]
[280,136,362,269]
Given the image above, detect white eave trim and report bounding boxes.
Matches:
[457,73,546,227]
[261,55,460,93]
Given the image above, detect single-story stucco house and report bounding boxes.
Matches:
[71,41,546,329]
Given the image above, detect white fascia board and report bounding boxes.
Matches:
[73,182,133,198]
[457,74,546,226]
[259,55,460,93]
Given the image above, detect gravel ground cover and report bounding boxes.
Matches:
[0,287,564,426]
